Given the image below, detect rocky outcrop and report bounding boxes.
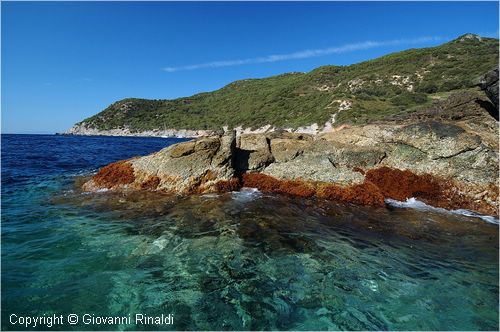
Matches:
[66,123,218,138]
[67,122,343,138]
[83,131,239,194]
[476,68,499,119]
[82,108,499,215]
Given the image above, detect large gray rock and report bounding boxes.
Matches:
[269,133,312,163]
[391,121,482,160]
[477,68,499,120]
[83,134,238,194]
[234,134,274,171]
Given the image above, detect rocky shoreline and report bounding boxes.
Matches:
[65,123,336,138]
[82,113,498,216]
[64,124,215,138]
[80,70,499,216]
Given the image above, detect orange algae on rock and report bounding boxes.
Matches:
[86,155,496,215]
[241,173,281,192]
[241,170,445,207]
[214,178,241,193]
[242,173,384,206]
[140,176,161,190]
[365,166,441,201]
[241,173,316,198]
[280,180,316,197]
[437,181,499,216]
[317,181,385,207]
[242,173,382,205]
[240,168,495,214]
[93,160,135,188]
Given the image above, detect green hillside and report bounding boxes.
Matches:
[77,34,499,131]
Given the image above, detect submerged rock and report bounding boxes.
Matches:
[83,98,499,216]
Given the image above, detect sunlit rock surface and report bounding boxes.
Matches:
[83,95,498,215]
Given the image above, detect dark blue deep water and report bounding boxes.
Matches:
[1,134,498,331]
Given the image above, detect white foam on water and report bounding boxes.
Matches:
[201,193,220,199]
[151,236,169,250]
[231,187,261,202]
[385,197,499,225]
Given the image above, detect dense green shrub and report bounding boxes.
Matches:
[416,82,439,94]
[391,92,428,106]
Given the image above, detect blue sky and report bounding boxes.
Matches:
[2,1,499,134]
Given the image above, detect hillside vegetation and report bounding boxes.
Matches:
[77,34,499,131]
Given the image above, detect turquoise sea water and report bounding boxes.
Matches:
[1,134,498,331]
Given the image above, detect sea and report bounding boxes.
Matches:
[1,134,498,330]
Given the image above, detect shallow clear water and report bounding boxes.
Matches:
[1,134,498,331]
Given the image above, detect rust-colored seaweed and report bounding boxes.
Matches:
[88,157,496,215]
[242,173,384,205]
[140,176,160,190]
[241,169,444,208]
[93,160,135,188]
[365,166,441,201]
[241,169,497,214]
[317,181,385,206]
[242,173,316,198]
[436,181,499,216]
[214,178,242,193]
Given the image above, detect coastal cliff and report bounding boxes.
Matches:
[82,89,499,216]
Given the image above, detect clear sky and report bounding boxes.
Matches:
[2,1,499,134]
